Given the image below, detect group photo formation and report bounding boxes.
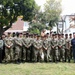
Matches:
[0,31,75,64]
[1,0,75,75]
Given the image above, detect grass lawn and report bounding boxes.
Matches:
[0,62,75,75]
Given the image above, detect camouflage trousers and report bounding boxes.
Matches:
[15,46,22,61]
[51,48,59,62]
[43,50,48,62]
[58,48,65,61]
[70,47,73,59]
[30,45,34,62]
[34,48,42,62]
[22,47,26,61]
[47,48,52,61]
[5,47,13,62]
[65,49,70,62]
[26,47,31,62]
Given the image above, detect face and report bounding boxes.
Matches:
[65,35,68,38]
[52,35,55,39]
[19,34,23,37]
[62,34,64,38]
[55,35,57,38]
[69,34,72,38]
[37,36,40,40]
[0,37,1,39]
[2,34,5,39]
[73,34,75,38]
[43,37,46,40]
[58,35,61,38]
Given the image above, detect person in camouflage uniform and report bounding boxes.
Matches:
[58,34,65,62]
[14,33,23,63]
[22,33,26,62]
[32,34,38,62]
[65,34,70,62]
[61,34,66,62]
[42,35,49,62]
[46,34,52,62]
[5,32,14,62]
[69,34,73,60]
[33,35,43,62]
[51,34,58,62]
[23,33,32,62]
[29,34,34,62]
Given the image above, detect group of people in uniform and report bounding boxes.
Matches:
[0,31,75,63]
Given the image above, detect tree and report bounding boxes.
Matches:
[28,22,49,34]
[0,0,35,36]
[43,0,62,28]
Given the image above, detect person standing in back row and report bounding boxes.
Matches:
[69,34,73,60]
[65,34,70,62]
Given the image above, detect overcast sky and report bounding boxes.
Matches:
[35,0,75,15]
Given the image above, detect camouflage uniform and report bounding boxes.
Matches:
[69,34,73,60]
[24,36,32,62]
[32,35,37,62]
[62,37,66,61]
[5,36,14,62]
[47,37,52,62]
[33,36,42,62]
[22,36,26,62]
[65,35,70,62]
[29,36,34,62]
[42,36,49,62]
[14,36,22,62]
[51,35,58,62]
[58,35,65,61]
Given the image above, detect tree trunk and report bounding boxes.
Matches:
[0,26,4,37]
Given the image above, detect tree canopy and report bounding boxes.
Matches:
[28,22,49,34]
[0,0,35,36]
[43,0,62,28]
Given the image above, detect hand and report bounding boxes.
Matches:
[59,46,61,48]
[52,46,54,49]
[45,48,47,50]
[20,44,22,47]
[27,46,29,48]
[8,46,10,48]
[37,47,39,50]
